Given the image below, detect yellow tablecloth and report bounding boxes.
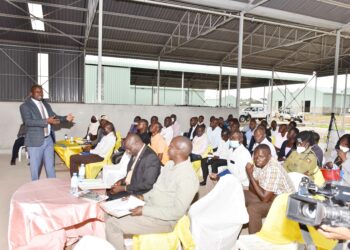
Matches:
[54,139,83,168]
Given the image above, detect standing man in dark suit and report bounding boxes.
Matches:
[20,85,74,181]
[107,134,161,200]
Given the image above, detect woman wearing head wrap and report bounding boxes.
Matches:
[283,130,319,180]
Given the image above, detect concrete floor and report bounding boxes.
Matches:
[0,153,71,250]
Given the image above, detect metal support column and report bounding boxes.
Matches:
[97,0,103,103]
[181,72,185,105]
[219,64,222,107]
[270,69,274,114]
[342,70,348,130]
[249,88,252,106]
[236,12,244,109]
[156,56,160,105]
[227,76,231,106]
[313,72,318,115]
[331,30,341,113]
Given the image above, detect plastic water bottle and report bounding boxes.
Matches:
[86,135,91,143]
[78,164,85,182]
[64,134,68,141]
[70,173,79,195]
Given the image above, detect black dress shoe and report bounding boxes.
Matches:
[10,160,16,165]
[200,181,206,186]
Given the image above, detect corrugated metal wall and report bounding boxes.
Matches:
[0,46,84,103]
[0,47,37,101]
[49,52,84,103]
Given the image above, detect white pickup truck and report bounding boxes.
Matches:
[239,106,269,122]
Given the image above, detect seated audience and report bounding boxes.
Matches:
[10,123,26,165]
[278,127,299,161]
[245,144,294,234]
[184,116,198,140]
[108,134,161,200]
[288,121,297,130]
[200,129,230,186]
[249,125,277,158]
[190,125,208,162]
[218,117,226,129]
[150,122,169,165]
[91,115,109,147]
[207,118,222,152]
[260,120,271,137]
[224,114,233,128]
[311,131,323,167]
[283,131,319,180]
[70,122,116,176]
[148,116,159,135]
[105,136,199,249]
[161,116,174,145]
[198,115,205,127]
[128,116,141,134]
[243,118,257,146]
[274,124,288,151]
[85,115,99,141]
[170,114,181,137]
[229,118,240,133]
[137,119,151,145]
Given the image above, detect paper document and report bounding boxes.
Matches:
[100,196,145,218]
[78,190,109,203]
[78,179,111,190]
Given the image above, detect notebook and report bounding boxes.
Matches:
[100,196,145,218]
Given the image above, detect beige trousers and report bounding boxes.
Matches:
[105,214,174,249]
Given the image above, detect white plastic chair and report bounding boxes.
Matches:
[189,175,249,250]
[75,235,115,250]
[18,146,28,162]
[236,234,298,250]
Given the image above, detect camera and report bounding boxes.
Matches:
[286,177,350,227]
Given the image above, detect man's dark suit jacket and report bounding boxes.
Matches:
[125,146,161,195]
[20,98,66,147]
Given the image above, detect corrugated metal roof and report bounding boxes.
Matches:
[0,0,349,80]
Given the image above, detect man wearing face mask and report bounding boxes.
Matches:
[69,122,116,176]
[283,130,318,180]
[200,129,230,186]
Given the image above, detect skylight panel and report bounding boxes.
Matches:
[28,3,45,31]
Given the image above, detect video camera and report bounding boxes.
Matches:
[286,177,350,227]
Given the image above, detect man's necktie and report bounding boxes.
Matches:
[39,101,49,136]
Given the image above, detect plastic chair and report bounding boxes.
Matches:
[236,234,298,250]
[115,131,122,150]
[192,146,212,179]
[287,172,307,191]
[189,175,249,250]
[18,145,28,162]
[85,146,115,179]
[132,216,195,250]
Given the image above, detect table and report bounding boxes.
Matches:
[8,179,105,250]
[54,139,84,168]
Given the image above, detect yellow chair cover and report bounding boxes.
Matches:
[54,139,83,168]
[192,146,212,178]
[314,169,325,187]
[132,216,195,250]
[257,193,338,250]
[115,131,122,150]
[85,146,115,179]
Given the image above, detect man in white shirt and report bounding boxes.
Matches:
[170,114,181,137]
[198,115,206,128]
[274,124,287,150]
[200,129,230,185]
[252,125,277,158]
[70,122,116,176]
[161,116,174,146]
[206,118,222,151]
[190,126,209,161]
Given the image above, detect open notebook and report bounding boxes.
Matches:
[100,196,145,218]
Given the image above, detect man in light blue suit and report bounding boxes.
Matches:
[20,85,74,181]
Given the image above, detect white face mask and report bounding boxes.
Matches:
[339,145,350,153]
[229,140,240,148]
[296,146,306,154]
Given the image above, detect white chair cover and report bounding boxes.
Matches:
[189,175,249,250]
[103,153,130,186]
[287,172,307,191]
[74,235,115,250]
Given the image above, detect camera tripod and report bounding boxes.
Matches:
[325,112,340,153]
